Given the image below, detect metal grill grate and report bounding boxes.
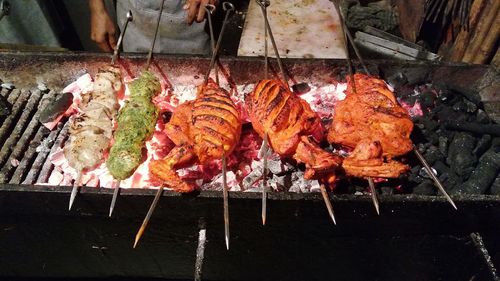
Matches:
[0,86,68,186]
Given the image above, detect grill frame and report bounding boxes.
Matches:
[0,52,498,280]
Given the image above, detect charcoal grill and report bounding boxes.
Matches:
[0,52,499,281]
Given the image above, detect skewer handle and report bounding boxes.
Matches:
[146,0,166,70]
[204,4,219,85]
[203,2,235,85]
[111,10,133,65]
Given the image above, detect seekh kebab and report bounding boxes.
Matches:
[106,71,161,181]
[64,66,122,177]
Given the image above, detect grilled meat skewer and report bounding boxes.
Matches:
[106,71,161,180]
[64,66,122,173]
[328,73,413,178]
[149,79,242,193]
[246,79,343,184]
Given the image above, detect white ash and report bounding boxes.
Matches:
[37,82,48,92]
[36,138,54,153]
[201,171,240,191]
[1,83,14,90]
[10,158,19,167]
[172,85,197,104]
[288,171,316,193]
[241,168,262,190]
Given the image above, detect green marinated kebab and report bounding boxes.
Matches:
[106,71,161,180]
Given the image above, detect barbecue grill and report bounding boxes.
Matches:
[0,52,499,280]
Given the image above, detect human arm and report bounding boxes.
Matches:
[89,0,117,52]
[185,0,218,25]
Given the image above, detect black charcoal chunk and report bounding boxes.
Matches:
[0,94,11,116]
[423,145,444,165]
[446,132,477,179]
[413,180,436,195]
[292,82,311,94]
[473,135,492,158]
[39,92,73,124]
[463,99,478,113]
[476,109,490,124]
[438,136,449,155]
[380,186,394,195]
[451,148,500,195]
[490,176,500,195]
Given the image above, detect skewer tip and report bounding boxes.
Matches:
[109,184,120,217]
[133,227,144,249]
[320,185,337,225]
[68,185,78,211]
[262,214,266,226]
[225,235,230,250]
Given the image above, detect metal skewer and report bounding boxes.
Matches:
[134,185,164,248]
[132,0,169,248]
[108,11,133,217]
[203,2,235,86]
[109,180,121,217]
[222,155,230,250]
[204,4,219,84]
[257,0,270,226]
[145,0,166,70]
[320,184,337,224]
[68,171,82,210]
[260,134,269,225]
[334,0,457,210]
[367,178,380,215]
[70,11,134,212]
[200,2,235,249]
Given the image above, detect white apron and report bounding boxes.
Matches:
[116,0,210,55]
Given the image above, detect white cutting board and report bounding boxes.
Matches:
[237,0,346,59]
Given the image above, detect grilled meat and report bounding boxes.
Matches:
[246,79,342,183]
[64,66,121,171]
[327,73,413,178]
[149,79,242,192]
[106,71,161,180]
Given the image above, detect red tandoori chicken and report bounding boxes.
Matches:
[246,79,342,184]
[328,73,413,178]
[149,79,242,192]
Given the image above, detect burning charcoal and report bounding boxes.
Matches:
[242,169,262,190]
[292,82,311,94]
[490,176,500,195]
[451,148,500,195]
[473,135,492,158]
[413,180,436,195]
[272,174,289,191]
[38,92,73,124]
[438,136,449,155]
[0,94,10,116]
[419,90,437,110]
[446,132,477,179]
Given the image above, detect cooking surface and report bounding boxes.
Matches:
[237,0,346,59]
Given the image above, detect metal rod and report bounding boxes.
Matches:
[222,155,230,250]
[109,180,121,217]
[261,0,269,79]
[111,11,133,65]
[194,218,207,281]
[367,178,380,215]
[203,2,235,86]
[320,184,337,225]
[145,0,166,70]
[134,185,164,248]
[204,4,219,84]
[256,0,288,88]
[261,134,269,226]
[413,146,457,210]
[68,171,82,211]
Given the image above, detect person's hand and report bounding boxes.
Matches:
[89,0,117,52]
[184,0,218,25]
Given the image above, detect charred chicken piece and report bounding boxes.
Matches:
[327,73,413,178]
[246,79,342,183]
[149,80,242,193]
